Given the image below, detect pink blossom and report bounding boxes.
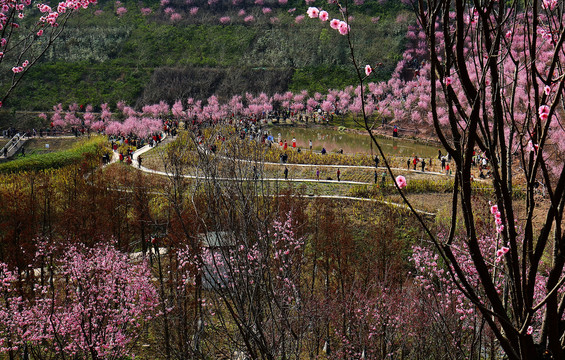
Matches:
[244,15,255,23]
[307,6,319,18]
[170,12,181,21]
[270,17,279,24]
[288,7,295,13]
[445,76,452,86]
[219,16,230,24]
[36,29,44,36]
[140,7,152,15]
[505,30,512,39]
[319,10,328,21]
[262,7,271,14]
[189,6,198,15]
[278,0,287,3]
[496,246,509,258]
[544,85,551,95]
[22,60,28,67]
[338,21,349,35]
[116,6,127,16]
[365,65,372,76]
[542,0,558,10]
[295,15,305,23]
[330,18,340,29]
[527,326,533,335]
[539,104,550,121]
[395,175,407,189]
[38,4,52,12]
[238,9,245,16]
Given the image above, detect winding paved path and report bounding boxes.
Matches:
[123,137,436,217]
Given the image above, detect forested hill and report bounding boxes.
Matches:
[2,0,411,111]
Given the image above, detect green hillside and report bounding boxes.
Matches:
[1,0,410,110]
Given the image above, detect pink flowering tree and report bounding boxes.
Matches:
[0,242,159,359]
[177,213,308,359]
[308,1,565,359]
[405,2,565,359]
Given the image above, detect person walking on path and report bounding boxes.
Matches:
[441,157,446,170]
[374,170,378,184]
[413,156,418,170]
[284,167,289,180]
[446,163,450,176]
[337,168,341,182]
[138,155,142,169]
[374,156,380,168]
[309,139,313,150]
[316,168,320,181]
[421,159,426,172]
[407,158,411,171]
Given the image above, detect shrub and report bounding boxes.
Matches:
[0,136,108,173]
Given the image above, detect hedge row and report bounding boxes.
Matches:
[0,137,108,173]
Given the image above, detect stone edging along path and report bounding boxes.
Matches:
[119,137,436,217]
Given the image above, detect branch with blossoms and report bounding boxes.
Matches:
[0,0,97,107]
[305,1,443,277]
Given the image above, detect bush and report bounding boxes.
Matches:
[0,136,108,173]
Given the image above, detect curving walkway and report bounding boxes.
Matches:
[122,138,436,217]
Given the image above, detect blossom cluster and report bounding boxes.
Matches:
[307,7,349,35]
[490,203,505,235]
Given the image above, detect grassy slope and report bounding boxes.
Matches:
[1,0,410,111]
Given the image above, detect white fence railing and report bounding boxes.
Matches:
[1,133,24,158]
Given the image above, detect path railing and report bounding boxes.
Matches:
[1,133,24,158]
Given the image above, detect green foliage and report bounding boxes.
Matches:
[0,3,412,111]
[289,65,357,94]
[0,136,107,173]
[119,23,257,67]
[3,62,151,110]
